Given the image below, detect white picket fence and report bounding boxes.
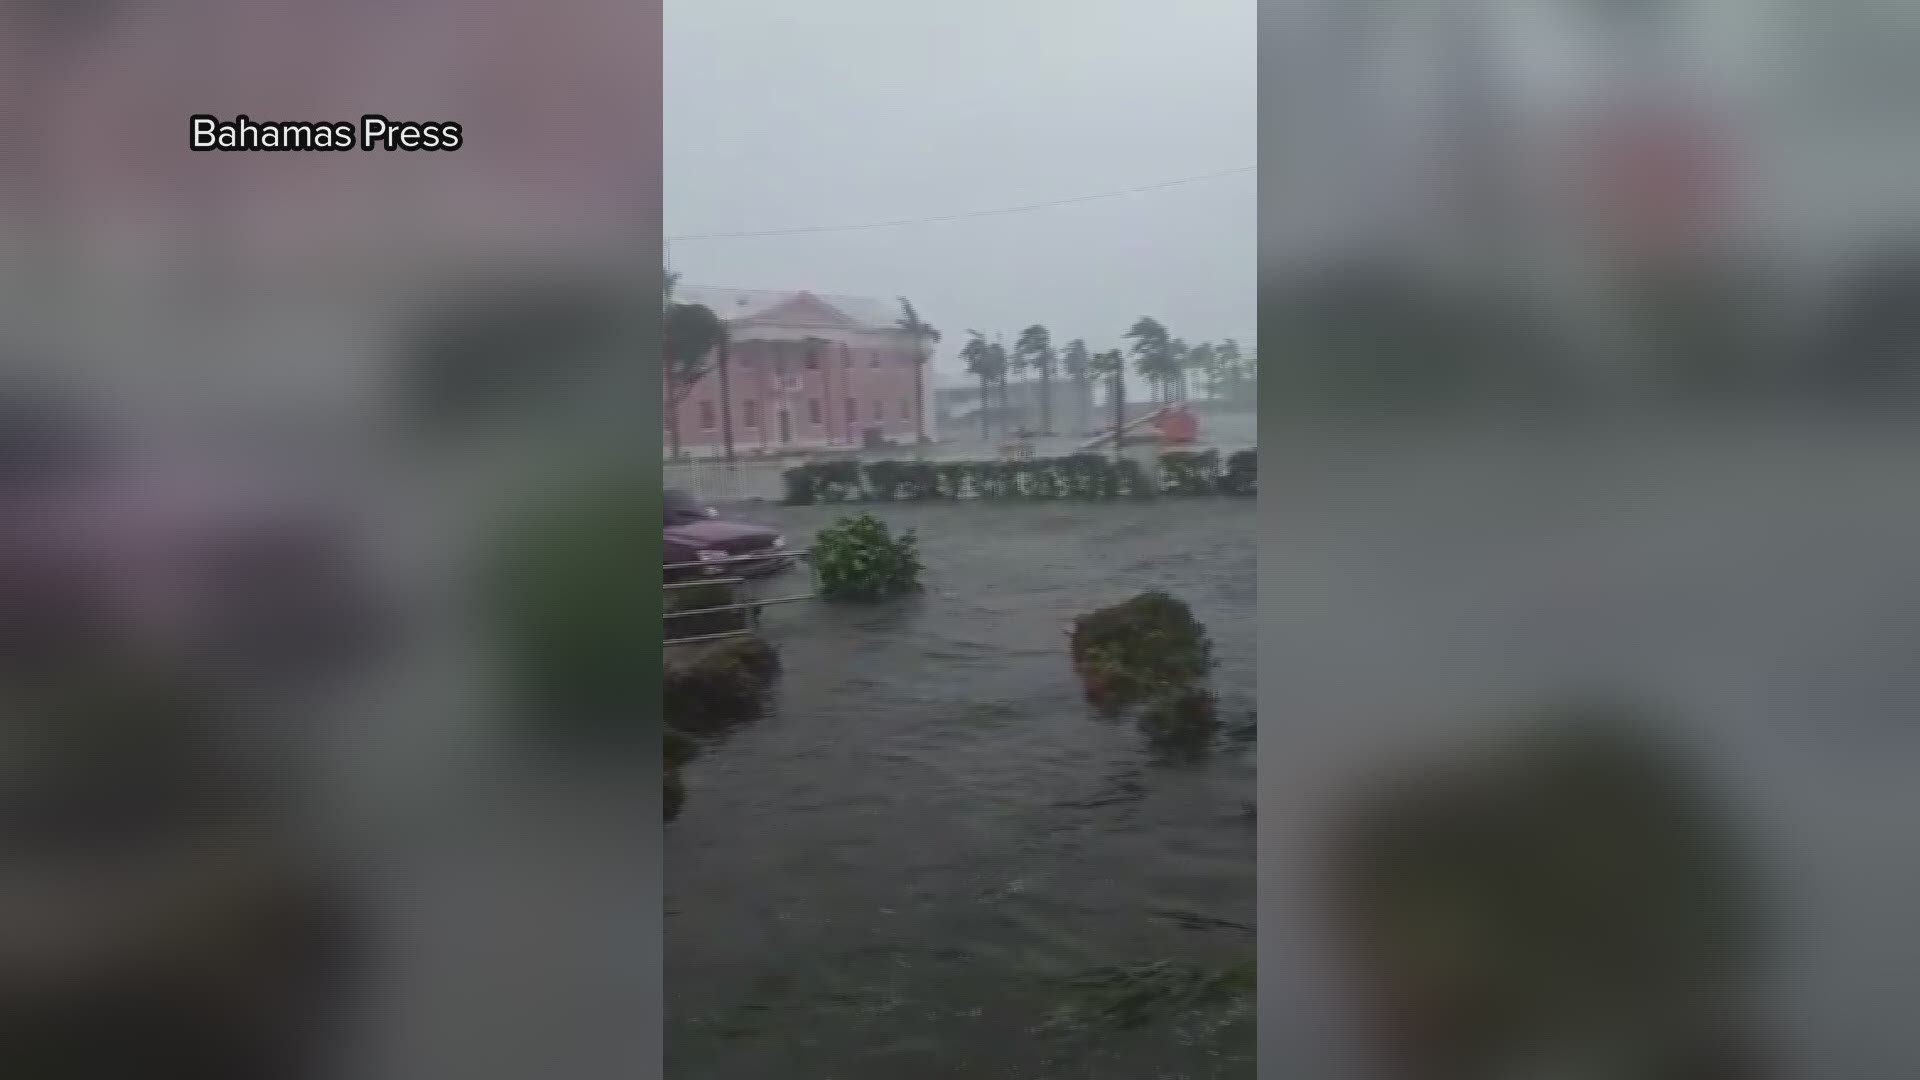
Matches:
[663,458,789,503]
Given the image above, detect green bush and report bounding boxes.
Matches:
[1069,591,1215,712]
[778,452,1206,504]
[664,725,699,771]
[661,638,780,822]
[813,513,924,602]
[782,466,815,505]
[1159,450,1222,496]
[663,635,782,733]
[1220,450,1257,496]
[664,581,749,642]
[814,459,864,503]
[1138,685,1222,748]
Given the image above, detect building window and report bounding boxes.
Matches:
[871,400,883,421]
[808,398,822,426]
[805,349,820,371]
[845,398,856,428]
[699,401,716,430]
[900,398,910,420]
[743,400,759,428]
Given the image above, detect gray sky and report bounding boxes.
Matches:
[664,0,1256,384]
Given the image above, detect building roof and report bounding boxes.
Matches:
[675,287,903,330]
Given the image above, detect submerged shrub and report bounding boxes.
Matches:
[1113,457,1152,497]
[663,635,781,733]
[813,513,923,602]
[661,640,779,820]
[664,724,699,771]
[709,635,780,685]
[781,452,1228,503]
[664,581,749,642]
[1138,685,1221,747]
[1069,591,1215,711]
[1220,449,1258,496]
[1158,450,1222,496]
[1326,699,1757,1079]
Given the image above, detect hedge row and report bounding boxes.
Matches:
[782,449,1256,505]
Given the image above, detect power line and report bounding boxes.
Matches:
[665,165,1256,243]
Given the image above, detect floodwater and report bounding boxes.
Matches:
[666,498,1257,1079]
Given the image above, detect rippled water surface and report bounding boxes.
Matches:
[666,498,1257,1079]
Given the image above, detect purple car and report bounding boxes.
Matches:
[663,489,791,580]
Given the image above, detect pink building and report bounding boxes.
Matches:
[669,288,930,455]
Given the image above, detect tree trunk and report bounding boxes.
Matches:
[978,377,992,440]
[913,350,927,450]
[667,382,683,459]
[717,342,735,465]
[1039,369,1053,434]
[1111,373,1127,460]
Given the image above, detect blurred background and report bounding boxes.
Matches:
[1260,1,1920,1077]
[0,2,660,1078]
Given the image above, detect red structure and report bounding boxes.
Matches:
[1152,405,1199,445]
[669,289,927,455]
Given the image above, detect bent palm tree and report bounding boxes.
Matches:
[1189,342,1221,400]
[960,331,999,441]
[988,337,1013,434]
[1016,324,1057,434]
[1062,339,1092,434]
[896,298,940,450]
[1215,339,1246,402]
[1125,317,1174,404]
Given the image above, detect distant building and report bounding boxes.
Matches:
[668,289,929,456]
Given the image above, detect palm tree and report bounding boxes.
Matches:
[1088,348,1127,457]
[1003,337,1029,433]
[1061,339,1092,434]
[988,337,1013,435]
[1189,342,1221,400]
[1125,317,1174,404]
[1016,324,1057,434]
[1167,338,1192,402]
[1215,338,1246,403]
[664,298,727,460]
[960,331,1000,440]
[663,269,740,462]
[896,298,940,449]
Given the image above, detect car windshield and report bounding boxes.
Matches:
[663,489,707,525]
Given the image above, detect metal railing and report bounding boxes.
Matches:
[664,548,816,645]
[662,458,790,503]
